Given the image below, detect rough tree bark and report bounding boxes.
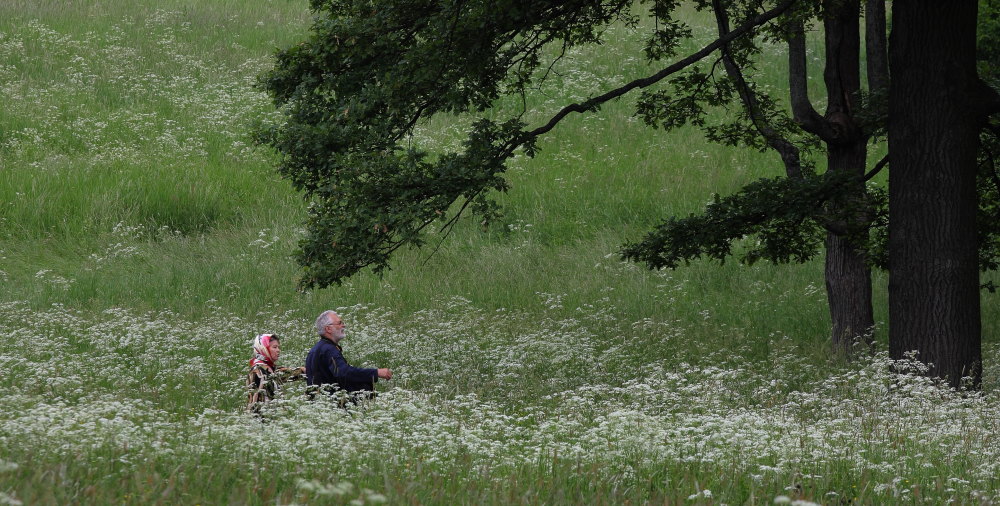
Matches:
[788,0,876,353]
[888,1,992,388]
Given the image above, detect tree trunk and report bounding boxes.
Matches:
[822,0,875,354]
[826,144,875,353]
[888,1,983,388]
[723,0,877,354]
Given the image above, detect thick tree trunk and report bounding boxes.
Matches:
[888,1,983,388]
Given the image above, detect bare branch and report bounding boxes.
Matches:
[516,0,798,145]
[864,154,888,181]
[421,191,480,266]
[787,20,833,138]
[713,0,804,179]
[864,0,889,94]
[821,1,863,143]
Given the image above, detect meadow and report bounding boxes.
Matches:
[1,1,999,504]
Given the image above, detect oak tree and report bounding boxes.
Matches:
[887,0,1000,388]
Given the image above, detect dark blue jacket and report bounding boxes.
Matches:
[305,337,378,393]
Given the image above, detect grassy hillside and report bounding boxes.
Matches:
[1,1,999,504]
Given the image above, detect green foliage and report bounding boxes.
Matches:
[979,0,1000,80]
[290,119,519,287]
[636,66,737,130]
[257,0,807,289]
[258,0,661,288]
[621,172,857,269]
[979,155,1000,292]
[259,0,898,303]
[257,0,908,298]
[979,0,1000,291]
[644,0,692,60]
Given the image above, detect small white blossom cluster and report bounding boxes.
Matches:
[33,269,74,290]
[0,491,23,506]
[295,479,387,504]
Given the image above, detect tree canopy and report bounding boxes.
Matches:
[257,0,801,289]
[259,0,1000,386]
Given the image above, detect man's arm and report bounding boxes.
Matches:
[329,347,379,383]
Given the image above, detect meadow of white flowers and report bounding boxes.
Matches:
[2,296,1000,503]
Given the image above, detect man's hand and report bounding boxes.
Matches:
[377,368,393,380]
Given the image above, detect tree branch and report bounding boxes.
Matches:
[421,191,480,266]
[864,153,888,181]
[787,20,835,139]
[516,0,798,145]
[821,0,863,143]
[713,0,804,179]
[379,214,440,259]
[865,0,889,94]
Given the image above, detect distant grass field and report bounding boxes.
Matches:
[1,1,999,504]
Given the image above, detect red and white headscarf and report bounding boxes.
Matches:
[249,333,278,371]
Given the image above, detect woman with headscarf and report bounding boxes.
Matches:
[246,333,304,415]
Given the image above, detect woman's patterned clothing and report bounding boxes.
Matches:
[246,363,304,414]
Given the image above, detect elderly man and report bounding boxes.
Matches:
[305,310,392,402]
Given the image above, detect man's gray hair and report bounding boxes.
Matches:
[315,310,339,336]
